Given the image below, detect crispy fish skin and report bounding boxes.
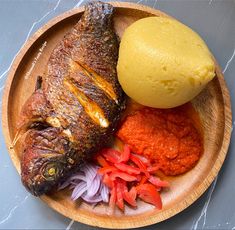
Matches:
[18,2,125,196]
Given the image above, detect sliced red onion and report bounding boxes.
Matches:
[69,185,76,190]
[81,193,103,203]
[87,174,101,197]
[71,181,80,185]
[69,174,86,181]
[71,181,87,201]
[82,164,97,188]
[101,184,109,203]
[58,163,110,205]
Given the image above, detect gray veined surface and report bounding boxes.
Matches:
[0,0,62,82]
[191,177,218,230]
[66,220,75,230]
[0,0,235,229]
[0,0,62,106]
[190,42,235,230]
[0,195,30,225]
[223,48,235,74]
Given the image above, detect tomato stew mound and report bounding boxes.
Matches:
[117,105,203,176]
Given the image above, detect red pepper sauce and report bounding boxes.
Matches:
[116,102,203,176]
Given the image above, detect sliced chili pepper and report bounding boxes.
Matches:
[96,155,110,167]
[98,166,117,175]
[137,183,162,209]
[130,154,150,178]
[109,171,137,182]
[101,148,121,163]
[147,165,160,173]
[103,174,114,188]
[132,154,150,166]
[114,163,141,175]
[139,175,148,185]
[136,174,142,182]
[129,186,137,201]
[148,176,170,187]
[116,181,124,210]
[119,144,130,163]
[116,179,137,207]
[156,187,161,192]
[109,184,117,209]
[123,187,137,207]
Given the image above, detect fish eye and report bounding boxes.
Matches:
[42,163,59,180]
[48,167,56,176]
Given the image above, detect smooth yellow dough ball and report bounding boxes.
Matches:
[117,17,215,108]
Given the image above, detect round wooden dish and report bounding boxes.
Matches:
[2,2,232,229]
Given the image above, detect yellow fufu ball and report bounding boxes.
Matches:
[117,17,215,108]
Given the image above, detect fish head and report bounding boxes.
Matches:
[21,147,65,196]
[20,128,72,196]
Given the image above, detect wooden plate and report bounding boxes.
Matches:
[2,2,232,229]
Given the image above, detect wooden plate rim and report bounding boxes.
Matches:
[1,2,232,229]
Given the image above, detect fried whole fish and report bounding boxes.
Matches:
[17,1,125,196]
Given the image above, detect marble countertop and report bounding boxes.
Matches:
[0,0,234,229]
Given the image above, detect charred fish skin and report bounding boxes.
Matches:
[19,1,125,196]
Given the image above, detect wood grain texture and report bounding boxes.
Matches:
[1,2,232,229]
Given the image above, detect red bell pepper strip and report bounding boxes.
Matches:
[132,154,150,166]
[136,174,142,182]
[119,144,130,163]
[98,166,117,175]
[147,165,160,173]
[117,180,137,207]
[130,154,150,178]
[148,176,170,188]
[96,155,110,167]
[137,183,162,209]
[129,186,137,201]
[114,163,141,175]
[103,174,114,188]
[123,186,137,207]
[116,181,124,210]
[109,171,137,182]
[109,185,117,209]
[139,175,148,185]
[101,148,121,163]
